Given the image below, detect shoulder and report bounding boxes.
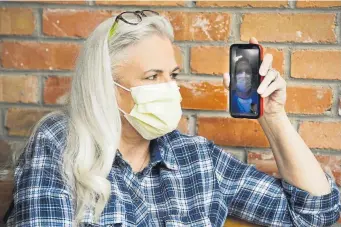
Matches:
[33,111,69,150]
[163,130,212,150]
[162,131,247,172]
[18,111,69,166]
[161,130,224,167]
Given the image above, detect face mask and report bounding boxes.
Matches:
[236,72,252,93]
[113,81,183,140]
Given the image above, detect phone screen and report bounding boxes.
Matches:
[230,44,261,118]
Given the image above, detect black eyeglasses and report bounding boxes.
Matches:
[108,10,159,39]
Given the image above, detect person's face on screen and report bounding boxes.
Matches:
[235,61,252,94]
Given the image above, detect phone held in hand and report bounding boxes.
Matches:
[229,43,264,119]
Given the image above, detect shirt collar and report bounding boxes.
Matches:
[114,133,179,171]
[150,136,179,171]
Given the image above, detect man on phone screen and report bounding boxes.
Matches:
[231,57,258,114]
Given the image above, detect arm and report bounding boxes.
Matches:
[259,111,331,196]
[209,141,341,227]
[6,129,74,227]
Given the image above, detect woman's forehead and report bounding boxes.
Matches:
[124,35,177,72]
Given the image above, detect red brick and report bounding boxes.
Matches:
[96,0,185,6]
[5,108,50,137]
[248,151,281,178]
[0,75,39,103]
[161,12,230,41]
[262,47,285,75]
[296,0,341,8]
[190,46,284,76]
[1,41,80,70]
[299,122,341,150]
[179,81,227,111]
[285,86,333,115]
[43,9,113,38]
[0,8,35,35]
[248,151,341,186]
[44,76,71,105]
[197,1,288,7]
[291,50,341,80]
[197,117,269,147]
[191,46,229,75]
[173,45,184,69]
[241,13,336,43]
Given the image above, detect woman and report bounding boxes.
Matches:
[4,10,341,227]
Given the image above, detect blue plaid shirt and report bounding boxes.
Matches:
[5,113,341,226]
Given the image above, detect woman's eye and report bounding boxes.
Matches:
[146,75,157,80]
[171,73,178,79]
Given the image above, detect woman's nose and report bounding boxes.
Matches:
[162,74,173,83]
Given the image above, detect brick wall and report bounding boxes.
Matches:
[1,0,341,226]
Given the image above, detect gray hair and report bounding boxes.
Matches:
[10,13,174,226]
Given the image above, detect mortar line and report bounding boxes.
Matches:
[192,110,341,121]
[229,13,241,43]
[0,103,60,110]
[36,7,43,38]
[2,107,7,136]
[88,0,94,6]
[337,12,341,44]
[284,48,291,80]
[2,2,341,12]
[329,84,339,117]
[289,0,297,9]
[177,74,341,85]
[39,74,45,106]
[2,36,341,49]
[0,71,74,76]
[183,46,190,74]
[0,109,4,136]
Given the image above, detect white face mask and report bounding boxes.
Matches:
[236,72,252,93]
[113,81,183,140]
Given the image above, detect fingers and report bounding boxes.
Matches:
[261,82,278,98]
[261,77,286,98]
[223,72,230,88]
[259,54,273,76]
[249,37,258,44]
[257,69,278,96]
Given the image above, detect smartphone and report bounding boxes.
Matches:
[229,43,264,119]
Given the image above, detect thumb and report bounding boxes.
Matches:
[223,72,230,89]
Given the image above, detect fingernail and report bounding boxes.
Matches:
[259,69,266,76]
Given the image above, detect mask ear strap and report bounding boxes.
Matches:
[113,81,130,92]
[117,106,128,115]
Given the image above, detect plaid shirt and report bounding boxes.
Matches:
[5,113,341,227]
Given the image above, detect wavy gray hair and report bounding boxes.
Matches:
[10,13,174,225]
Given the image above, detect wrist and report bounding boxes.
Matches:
[258,110,288,126]
[258,110,291,144]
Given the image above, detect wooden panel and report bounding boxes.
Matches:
[225,217,260,227]
[0,180,13,226]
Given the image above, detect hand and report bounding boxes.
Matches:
[223,37,287,117]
